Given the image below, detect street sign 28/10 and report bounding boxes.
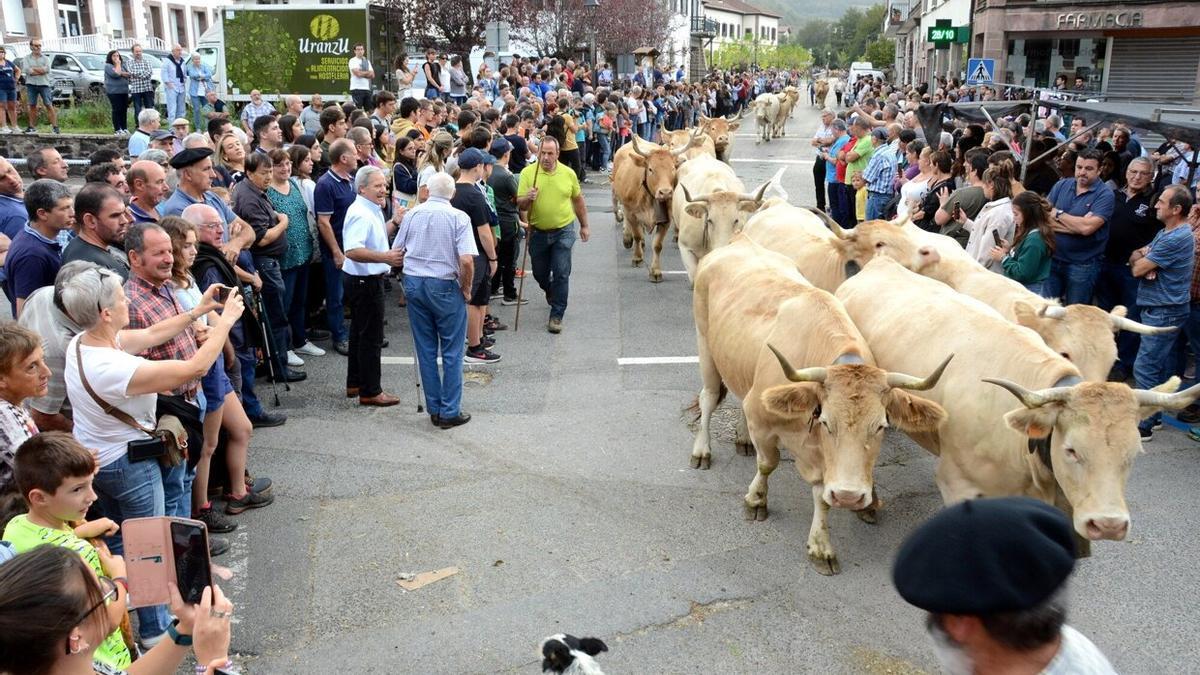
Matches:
[928,27,956,41]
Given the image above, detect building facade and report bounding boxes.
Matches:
[973,0,1200,103]
[702,0,781,50]
[2,0,227,52]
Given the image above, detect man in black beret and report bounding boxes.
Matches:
[892,497,1115,674]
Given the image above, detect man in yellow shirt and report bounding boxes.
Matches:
[516,136,590,334]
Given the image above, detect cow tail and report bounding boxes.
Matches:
[686,383,727,423]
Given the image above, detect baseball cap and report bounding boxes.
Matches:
[457,147,495,170]
[150,129,174,141]
[489,137,513,159]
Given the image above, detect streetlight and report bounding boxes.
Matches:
[584,0,599,68]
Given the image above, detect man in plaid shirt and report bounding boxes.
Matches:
[861,127,897,221]
[123,222,201,401]
[127,44,157,119]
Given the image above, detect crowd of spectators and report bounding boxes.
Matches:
[814,72,1200,442]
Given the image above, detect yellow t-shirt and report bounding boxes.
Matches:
[855,186,867,223]
[517,161,581,231]
[3,515,132,669]
[559,112,579,152]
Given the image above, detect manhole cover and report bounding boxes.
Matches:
[464,371,493,386]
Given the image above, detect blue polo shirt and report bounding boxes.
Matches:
[1047,177,1115,264]
[0,194,26,239]
[129,201,159,223]
[826,135,849,183]
[313,168,355,251]
[1138,225,1195,308]
[3,224,62,314]
[158,188,237,238]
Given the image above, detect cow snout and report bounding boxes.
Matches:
[1084,515,1130,541]
[655,188,674,201]
[826,487,871,510]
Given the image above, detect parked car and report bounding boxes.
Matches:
[14,52,105,101]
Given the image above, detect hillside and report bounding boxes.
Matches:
[753,0,872,28]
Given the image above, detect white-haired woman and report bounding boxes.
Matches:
[60,265,242,645]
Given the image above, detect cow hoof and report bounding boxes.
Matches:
[649,272,663,283]
[855,508,878,525]
[632,259,643,268]
[691,455,711,470]
[622,232,633,248]
[735,441,754,457]
[808,552,841,576]
[744,502,768,521]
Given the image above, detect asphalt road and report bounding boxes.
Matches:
[226,93,1199,674]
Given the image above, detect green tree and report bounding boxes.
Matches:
[862,39,894,67]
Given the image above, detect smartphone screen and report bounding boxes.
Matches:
[992,230,1003,246]
[170,521,212,604]
[215,285,232,302]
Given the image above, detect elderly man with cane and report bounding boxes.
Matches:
[516,135,590,334]
[392,172,477,428]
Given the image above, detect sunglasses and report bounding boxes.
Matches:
[64,576,118,655]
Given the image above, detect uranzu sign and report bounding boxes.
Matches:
[222,7,367,96]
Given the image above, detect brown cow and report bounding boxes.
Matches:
[814,80,830,108]
[610,134,699,281]
[692,236,950,574]
[661,125,717,161]
[698,112,745,163]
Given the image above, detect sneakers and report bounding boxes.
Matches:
[490,291,505,300]
[225,488,275,515]
[1139,427,1153,442]
[52,125,60,134]
[480,335,496,349]
[484,316,508,331]
[0,127,10,135]
[334,340,350,356]
[287,350,305,367]
[209,536,230,557]
[22,126,35,134]
[548,317,563,334]
[249,411,287,428]
[295,341,325,356]
[195,505,238,533]
[500,296,529,306]
[464,346,501,363]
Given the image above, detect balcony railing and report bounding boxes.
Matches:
[691,16,718,37]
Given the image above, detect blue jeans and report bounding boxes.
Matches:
[131,90,155,119]
[829,183,854,230]
[1183,301,1200,387]
[1024,280,1047,296]
[282,265,309,349]
[1044,257,1101,306]
[530,224,576,320]
[234,343,265,418]
[866,191,891,221]
[321,251,348,343]
[191,95,207,130]
[403,276,467,417]
[1134,304,1190,431]
[1094,260,1142,372]
[93,453,174,639]
[598,132,612,168]
[165,87,186,122]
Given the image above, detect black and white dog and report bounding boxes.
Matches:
[540,633,608,674]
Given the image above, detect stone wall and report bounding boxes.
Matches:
[0,133,126,176]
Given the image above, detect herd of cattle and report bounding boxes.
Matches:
[606,104,1200,575]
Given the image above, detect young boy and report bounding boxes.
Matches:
[4,431,132,669]
[852,171,868,224]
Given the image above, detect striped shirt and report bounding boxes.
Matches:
[391,196,478,280]
[862,144,897,195]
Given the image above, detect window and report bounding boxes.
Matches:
[2,0,25,35]
[771,27,776,41]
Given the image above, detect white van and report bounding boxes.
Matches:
[848,61,882,86]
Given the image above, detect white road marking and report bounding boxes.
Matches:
[662,270,689,275]
[729,158,814,165]
[618,356,700,365]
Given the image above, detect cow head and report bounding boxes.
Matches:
[804,208,939,278]
[680,180,772,249]
[762,346,951,510]
[986,376,1200,540]
[1013,301,1178,382]
[629,135,694,203]
[699,113,743,155]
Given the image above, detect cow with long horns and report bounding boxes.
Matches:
[660,125,717,161]
[909,227,1175,382]
[672,156,781,281]
[837,256,1200,549]
[610,133,700,281]
[698,111,746,164]
[692,236,951,574]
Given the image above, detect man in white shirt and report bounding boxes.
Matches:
[348,44,375,111]
[341,166,403,407]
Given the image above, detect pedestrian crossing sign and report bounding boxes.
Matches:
[966,58,995,85]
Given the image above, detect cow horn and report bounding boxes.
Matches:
[1133,378,1200,410]
[670,130,701,157]
[630,134,651,157]
[802,206,851,239]
[1110,310,1179,335]
[887,354,954,391]
[768,344,827,383]
[1038,304,1068,319]
[983,378,1074,409]
[739,179,772,204]
[681,184,709,204]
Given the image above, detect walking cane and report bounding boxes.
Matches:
[514,160,541,332]
[412,350,424,413]
[252,288,285,406]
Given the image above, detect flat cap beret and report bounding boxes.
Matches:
[892,497,1076,615]
[169,147,214,169]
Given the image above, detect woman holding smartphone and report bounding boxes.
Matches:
[0,545,236,675]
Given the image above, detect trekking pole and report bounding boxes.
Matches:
[514,161,541,332]
[253,289,285,405]
[412,350,424,413]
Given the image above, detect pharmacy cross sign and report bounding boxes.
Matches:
[966,58,995,85]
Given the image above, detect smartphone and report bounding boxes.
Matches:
[122,517,211,608]
[991,230,1003,246]
[214,285,234,302]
